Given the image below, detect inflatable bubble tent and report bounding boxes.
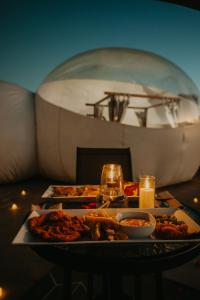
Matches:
[38,48,200,128]
[1,48,199,186]
[35,48,200,186]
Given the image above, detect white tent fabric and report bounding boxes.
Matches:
[36,94,200,187]
[0,81,37,183]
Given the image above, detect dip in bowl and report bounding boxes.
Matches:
[116,211,156,238]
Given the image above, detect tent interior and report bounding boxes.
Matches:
[39,48,200,128]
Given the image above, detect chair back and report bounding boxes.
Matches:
[76,147,133,184]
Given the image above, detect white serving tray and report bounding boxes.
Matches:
[12,208,200,245]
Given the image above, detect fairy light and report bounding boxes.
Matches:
[0,287,3,298]
[0,286,7,298]
[20,190,27,196]
[11,203,19,211]
[193,197,199,204]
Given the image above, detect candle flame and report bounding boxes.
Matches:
[144,178,150,189]
[0,287,3,298]
[107,165,115,180]
[108,170,114,180]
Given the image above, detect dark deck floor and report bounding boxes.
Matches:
[1,172,200,300]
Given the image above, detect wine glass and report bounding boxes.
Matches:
[97,163,127,208]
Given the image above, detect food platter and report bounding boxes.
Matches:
[41,185,100,201]
[12,208,200,245]
[41,183,139,203]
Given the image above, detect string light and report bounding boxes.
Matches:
[0,287,4,298]
[10,203,19,211]
[0,286,7,298]
[193,197,199,204]
[20,190,27,196]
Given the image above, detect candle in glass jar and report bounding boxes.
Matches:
[98,163,124,207]
[106,165,118,187]
[139,175,155,208]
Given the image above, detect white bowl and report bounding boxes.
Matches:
[116,211,156,238]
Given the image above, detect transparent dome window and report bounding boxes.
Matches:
[38,48,200,128]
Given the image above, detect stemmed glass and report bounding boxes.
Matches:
[97,163,127,208]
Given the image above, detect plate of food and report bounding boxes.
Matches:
[41,182,139,202]
[12,207,200,245]
[41,185,100,202]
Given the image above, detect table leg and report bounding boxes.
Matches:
[88,272,94,300]
[155,272,163,300]
[63,267,72,300]
[104,273,124,300]
[134,275,142,300]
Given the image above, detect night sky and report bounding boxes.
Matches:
[0,0,200,92]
